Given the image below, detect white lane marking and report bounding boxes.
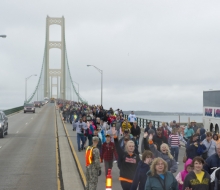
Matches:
[16,131,19,133]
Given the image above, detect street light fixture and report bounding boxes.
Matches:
[25,74,37,103]
[72,80,79,103]
[87,65,103,106]
[0,35,6,38]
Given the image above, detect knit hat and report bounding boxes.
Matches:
[148,129,155,135]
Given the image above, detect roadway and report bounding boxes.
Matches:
[64,121,186,190]
[0,104,186,190]
[0,103,57,190]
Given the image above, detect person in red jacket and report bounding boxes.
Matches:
[107,113,116,125]
[101,134,118,176]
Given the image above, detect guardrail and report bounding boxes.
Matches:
[124,114,161,128]
[4,106,23,116]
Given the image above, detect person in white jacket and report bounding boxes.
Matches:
[128,111,137,126]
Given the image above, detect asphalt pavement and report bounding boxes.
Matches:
[65,121,186,190]
[0,103,57,190]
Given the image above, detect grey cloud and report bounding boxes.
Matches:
[1,0,220,112]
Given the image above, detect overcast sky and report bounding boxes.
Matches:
[1,0,220,112]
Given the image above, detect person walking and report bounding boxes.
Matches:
[145,157,178,190]
[183,156,210,190]
[130,150,153,190]
[175,158,193,190]
[75,118,87,152]
[101,134,118,176]
[117,140,140,190]
[202,132,216,159]
[85,136,101,190]
[186,134,206,160]
[130,121,141,146]
[148,134,177,173]
[128,111,136,126]
[184,123,194,141]
[152,127,168,151]
[169,127,180,164]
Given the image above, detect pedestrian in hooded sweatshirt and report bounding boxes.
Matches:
[183,156,210,190]
[199,128,206,142]
[175,158,193,190]
[130,150,153,190]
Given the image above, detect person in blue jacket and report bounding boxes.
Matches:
[145,157,178,190]
[130,150,153,190]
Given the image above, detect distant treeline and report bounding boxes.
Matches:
[123,111,202,116]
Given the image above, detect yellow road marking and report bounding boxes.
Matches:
[60,113,87,187]
[55,107,61,190]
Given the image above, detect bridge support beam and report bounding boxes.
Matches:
[44,16,66,99]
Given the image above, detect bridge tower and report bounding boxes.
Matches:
[44,16,66,99]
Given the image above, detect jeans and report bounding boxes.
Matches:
[135,137,140,146]
[171,146,179,162]
[77,133,85,151]
[88,134,93,146]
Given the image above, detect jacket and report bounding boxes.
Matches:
[186,139,206,159]
[176,158,192,190]
[121,121,132,132]
[200,128,206,142]
[153,134,168,151]
[130,160,150,190]
[101,141,118,161]
[149,143,177,173]
[183,170,210,190]
[145,171,178,190]
[131,126,141,137]
[184,127,194,139]
[118,152,140,183]
[203,153,220,174]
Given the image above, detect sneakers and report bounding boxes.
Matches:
[177,162,179,165]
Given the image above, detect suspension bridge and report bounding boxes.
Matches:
[25,16,87,104]
[0,16,186,190]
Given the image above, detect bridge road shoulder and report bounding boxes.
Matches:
[56,109,84,190]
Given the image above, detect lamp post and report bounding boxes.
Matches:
[25,74,37,103]
[0,35,6,38]
[72,80,79,103]
[87,65,103,106]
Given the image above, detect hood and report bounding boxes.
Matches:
[184,158,192,171]
[200,128,206,136]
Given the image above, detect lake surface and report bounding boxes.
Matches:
[136,115,203,123]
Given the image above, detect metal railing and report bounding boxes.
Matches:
[124,114,162,128]
[4,106,23,116]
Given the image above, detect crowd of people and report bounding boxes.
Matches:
[56,99,220,190]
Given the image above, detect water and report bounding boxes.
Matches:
[136,115,203,123]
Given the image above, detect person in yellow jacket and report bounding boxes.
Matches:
[121,119,132,133]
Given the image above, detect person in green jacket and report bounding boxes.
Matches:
[145,157,178,190]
